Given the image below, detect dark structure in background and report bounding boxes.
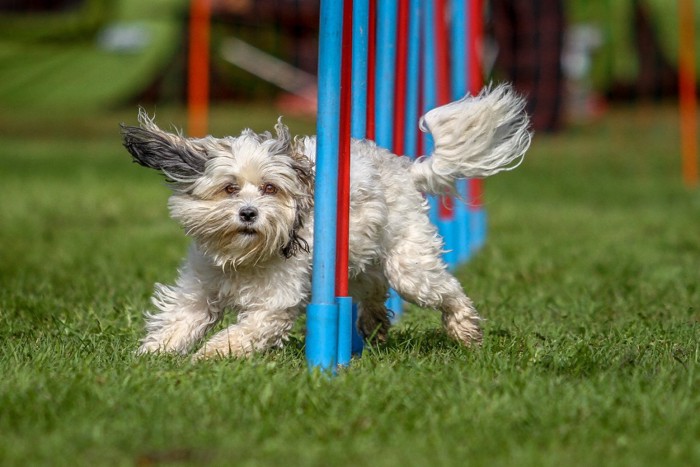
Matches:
[628,0,678,100]
[207,0,319,103]
[2,0,687,125]
[490,0,566,133]
[214,0,318,76]
[0,0,84,11]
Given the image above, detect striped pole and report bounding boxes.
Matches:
[306,0,344,370]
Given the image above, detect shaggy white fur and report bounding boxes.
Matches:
[121,83,531,359]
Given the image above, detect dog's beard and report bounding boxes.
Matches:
[169,195,297,269]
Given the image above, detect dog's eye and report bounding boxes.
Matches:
[262,183,278,195]
[224,184,239,195]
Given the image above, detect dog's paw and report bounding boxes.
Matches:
[191,347,227,362]
[358,312,391,345]
[191,339,252,362]
[443,313,483,346]
[136,339,190,356]
[136,341,164,355]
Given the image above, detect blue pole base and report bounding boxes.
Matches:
[438,217,457,269]
[471,207,487,253]
[387,289,403,324]
[305,302,339,371]
[455,181,472,264]
[336,296,353,366]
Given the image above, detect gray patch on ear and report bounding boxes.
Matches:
[120,110,208,183]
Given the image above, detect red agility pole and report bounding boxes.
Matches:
[679,0,699,188]
[392,0,410,156]
[187,0,211,138]
[366,0,377,141]
[335,0,354,300]
[334,0,354,365]
[468,0,486,249]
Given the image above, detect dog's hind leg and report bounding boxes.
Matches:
[350,269,392,343]
[382,221,483,346]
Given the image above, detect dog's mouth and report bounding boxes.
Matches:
[237,227,258,236]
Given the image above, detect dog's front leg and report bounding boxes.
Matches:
[138,280,222,355]
[193,307,299,360]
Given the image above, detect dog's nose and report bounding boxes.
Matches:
[239,206,258,223]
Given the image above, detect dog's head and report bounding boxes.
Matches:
[121,110,314,268]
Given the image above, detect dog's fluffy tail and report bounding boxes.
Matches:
[411,83,532,194]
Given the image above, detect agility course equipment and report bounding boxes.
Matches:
[183,0,491,370]
[187,0,211,138]
[679,0,699,189]
[305,0,487,371]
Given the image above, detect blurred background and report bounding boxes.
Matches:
[0,0,697,134]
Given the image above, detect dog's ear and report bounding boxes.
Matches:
[284,129,315,206]
[280,129,315,259]
[281,219,310,258]
[271,119,312,183]
[120,109,208,184]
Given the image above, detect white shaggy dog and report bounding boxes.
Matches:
[121,84,531,360]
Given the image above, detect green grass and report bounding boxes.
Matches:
[1,104,698,466]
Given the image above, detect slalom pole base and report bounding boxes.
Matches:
[387,289,403,323]
[336,296,353,366]
[306,302,339,371]
[438,217,458,269]
[456,180,472,263]
[471,207,487,253]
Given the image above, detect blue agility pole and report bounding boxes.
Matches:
[432,0,458,269]
[351,0,369,140]
[306,0,344,370]
[374,0,404,319]
[349,0,369,356]
[404,0,421,160]
[450,0,473,264]
[375,0,397,149]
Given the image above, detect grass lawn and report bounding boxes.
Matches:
[0,103,698,466]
